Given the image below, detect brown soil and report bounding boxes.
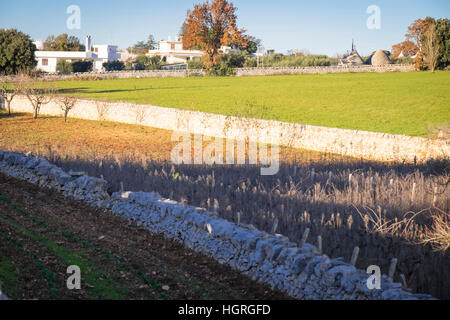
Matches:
[0,173,290,300]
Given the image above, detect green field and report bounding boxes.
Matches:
[54,71,450,137]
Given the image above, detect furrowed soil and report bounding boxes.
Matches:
[0,173,289,300]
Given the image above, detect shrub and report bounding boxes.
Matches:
[220,52,247,68]
[72,60,93,73]
[392,56,414,65]
[187,59,205,69]
[256,54,336,68]
[103,60,125,71]
[56,60,73,73]
[208,64,235,76]
[135,55,162,70]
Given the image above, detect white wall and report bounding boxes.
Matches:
[8,95,449,163]
[36,57,58,73]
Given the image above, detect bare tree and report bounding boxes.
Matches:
[134,105,147,125]
[423,23,441,72]
[0,76,18,116]
[56,96,77,122]
[96,101,110,122]
[20,76,55,119]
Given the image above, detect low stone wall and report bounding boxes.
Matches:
[29,65,414,81]
[35,69,206,81]
[8,96,449,163]
[0,150,436,300]
[234,64,414,76]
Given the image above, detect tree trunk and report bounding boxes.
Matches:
[6,100,11,116]
[64,110,69,122]
[33,105,39,119]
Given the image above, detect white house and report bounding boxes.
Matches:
[147,36,203,64]
[33,36,119,73]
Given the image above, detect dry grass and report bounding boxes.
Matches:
[0,111,352,165]
[421,208,450,252]
[1,110,449,299]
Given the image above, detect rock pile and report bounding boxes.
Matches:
[0,150,436,300]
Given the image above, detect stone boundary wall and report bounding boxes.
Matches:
[234,64,414,76]
[25,64,414,81]
[0,150,436,300]
[8,96,449,163]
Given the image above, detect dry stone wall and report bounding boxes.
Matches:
[8,96,449,163]
[31,65,414,81]
[234,64,414,76]
[0,150,437,300]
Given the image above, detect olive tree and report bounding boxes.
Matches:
[20,76,55,119]
[0,76,18,115]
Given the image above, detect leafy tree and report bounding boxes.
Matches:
[393,17,450,70]
[44,34,85,51]
[220,52,247,68]
[391,40,418,58]
[187,59,205,69]
[0,29,37,74]
[56,60,73,73]
[135,55,162,70]
[239,36,261,54]
[181,0,247,69]
[103,60,125,71]
[434,18,450,69]
[127,35,157,54]
[423,22,441,72]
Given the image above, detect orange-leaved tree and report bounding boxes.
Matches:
[391,40,418,59]
[392,18,436,70]
[181,0,247,70]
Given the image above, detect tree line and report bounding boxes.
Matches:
[392,17,450,72]
[1,1,449,76]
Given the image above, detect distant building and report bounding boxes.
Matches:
[366,50,392,66]
[33,36,119,73]
[147,36,203,64]
[219,45,240,55]
[339,40,364,66]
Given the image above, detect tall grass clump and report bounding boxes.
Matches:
[15,144,447,299]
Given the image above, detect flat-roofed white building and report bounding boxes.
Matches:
[33,36,119,73]
[147,36,203,64]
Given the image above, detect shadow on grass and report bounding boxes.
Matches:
[0,111,30,119]
[56,86,213,96]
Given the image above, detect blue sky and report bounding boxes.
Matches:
[1,0,449,56]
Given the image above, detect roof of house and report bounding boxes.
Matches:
[340,50,364,66]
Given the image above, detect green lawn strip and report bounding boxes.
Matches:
[0,192,170,299]
[51,72,450,137]
[0,210,128,299]
[0,252,20,298]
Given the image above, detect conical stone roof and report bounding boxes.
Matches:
[367,50,391,66]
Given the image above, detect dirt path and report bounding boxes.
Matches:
[0,173,289,300]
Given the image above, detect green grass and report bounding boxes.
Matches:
[53,71,450,137]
